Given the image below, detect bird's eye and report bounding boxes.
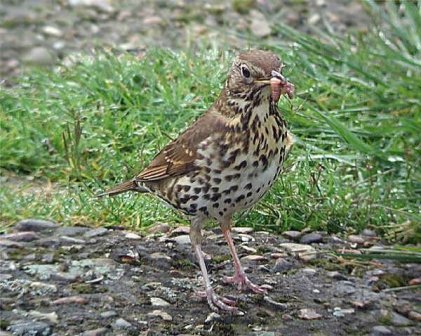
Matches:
[241,65,251,78]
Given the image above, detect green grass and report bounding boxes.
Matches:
[1,1,420,242]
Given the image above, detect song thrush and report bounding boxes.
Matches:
[100,50,295,312]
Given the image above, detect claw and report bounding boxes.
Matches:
[196,289,237,312]
[224,273,267,294]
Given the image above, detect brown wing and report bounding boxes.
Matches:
[136,111,229,182]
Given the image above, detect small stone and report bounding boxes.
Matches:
[68,0,114,13]
[335,281,356,295]
[113,318,132,329]
[279,243,317,261]
[22,47,55,66]
[241,255,266,262]
[333,307,355,317]
[263,296,288,310]
[241,245,257,253]
[239,234,255,242]
[390,312,413,326]
[362,229,377,237]
[15,219,58,232]
[2,231,39,242]
[52,296,88,305]
[205,312,221,323]
[250,10,271,37]
[298,308,322,320]
[81,328,108,336]
[42,26,63,37]
[0,239,24,248]
[408,277,421,285]
[300,232,323,244]
[148,222,171,234]
[151,297,170,307]
[327,271,348,280]
[371,326,392,335]
[149,252,171,261]
[301,268,317,275]
[348,234,365,245]
[272,258,293,273]
[125,232,141,239]
[169,226,190,236]
[232,227,254,234]
[172,235,191,245]
[56,226,88,236]
[60,236,86,244]
[83,227,108,238]
[28,310,58,324]
[30,281,58,295]
[408,311,421,322]
[148,310,173,321]
[100,311,117,318]
[282,230,302,241]
[8,321,52,336]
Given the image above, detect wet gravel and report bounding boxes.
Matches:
[1,219,420,335]
[0,0,373,85]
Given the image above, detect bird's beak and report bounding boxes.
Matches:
[255,70,295,102]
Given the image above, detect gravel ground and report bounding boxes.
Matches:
[0,219,420,335]
[0,0,372,85]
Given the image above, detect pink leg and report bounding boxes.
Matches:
[193,244,237,312]
[222,229,267,294]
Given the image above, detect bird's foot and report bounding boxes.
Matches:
[195,289,237,312]
[224,272,267,294]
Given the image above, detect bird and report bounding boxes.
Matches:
[99,50,295,312]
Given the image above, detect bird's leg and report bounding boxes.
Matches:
[190,218,237,312]
[221,219,267,294]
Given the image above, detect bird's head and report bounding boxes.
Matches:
[225,50,294,105]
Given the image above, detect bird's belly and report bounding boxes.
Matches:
[169,151,283,219]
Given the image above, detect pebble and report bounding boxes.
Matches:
[263,296,288,310]
[335,281,357,295]
[100,310,117,318]
[83,227,108,238]
[52,295,88,305]
[28,310,58,324]
[282,231,302,241]
[81,328,109,336]
[169,226,190,236]
[250,10,271,37]
[279,243,317,261]
[408,311,421,322]
[8,321,52,336]
[362,229,377,237]
[56,226,88,236]
[22,47,55,66]
[2,231,39,242]
[14,219,58,232]
[30,281,58,295]
[300,232,323,244]
[148,222,171,234]
[272,258,294,273]
[0,239,24,248]
[172,235,191,245]
[205,312,221,323]
[232,227,254,234]
[42,26,63,37]
[348,234,365,245]
[149,252,172,261]
[151,297,171,307]
[59,236,86,244]
[148,310,173,321]
[125,232,141,239]
[408,277,421,285]
[390,312,413,326]
[113,317,132,329]
[327,271,348,280]
[298,308,322,320]
[241,255,267,262]
[332,307,355,317]
[371,326,392,335]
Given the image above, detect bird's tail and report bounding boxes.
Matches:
[96,179,148,198]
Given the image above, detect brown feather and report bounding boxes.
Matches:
[136,110,230,182]
[97,179,148,197]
